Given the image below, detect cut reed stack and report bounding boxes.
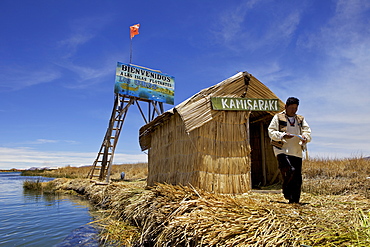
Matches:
[140,72,284,194]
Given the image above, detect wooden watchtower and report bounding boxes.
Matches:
[87,62,175,182]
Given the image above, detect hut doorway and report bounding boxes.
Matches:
[249,116,280,188]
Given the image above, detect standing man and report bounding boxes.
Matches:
[268,97,311,204]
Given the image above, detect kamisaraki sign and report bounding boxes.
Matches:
[211,97,279,111]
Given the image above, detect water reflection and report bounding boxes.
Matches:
[0,172,98,247]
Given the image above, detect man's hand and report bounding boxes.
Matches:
[301,135,307,144]
[284,133,308,143]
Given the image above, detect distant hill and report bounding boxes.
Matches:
[0,168,23,172]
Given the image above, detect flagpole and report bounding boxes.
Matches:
[129,24,140,64]
[130,38,133,64]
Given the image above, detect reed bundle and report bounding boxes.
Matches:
[43,169,370,247]
[120,183,369,246]
[26,157,370,246]
[147,110,252,194]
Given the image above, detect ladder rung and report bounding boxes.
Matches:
[89,96,135,180]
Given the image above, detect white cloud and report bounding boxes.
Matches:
[51,15,115,89]
[0,147,147,170]
[247,1,370,158]
[56,62,113,89]
[34,139,59,144]
[24,139,79,145]
[215,0,258,43]
[255,11,301,50]
[0,66,61,91]
[58,15,114,59]
[299,1,370,113]
[60,30,94,47]
[213,0,302,52]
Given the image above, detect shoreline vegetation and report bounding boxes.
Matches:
[21,158,370,246]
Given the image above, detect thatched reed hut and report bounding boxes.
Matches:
[139,72,284,194]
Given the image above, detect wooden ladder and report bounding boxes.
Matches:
[87,95,134,182]
[87,94,164,182]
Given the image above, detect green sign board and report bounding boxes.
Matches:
[211,97,279,111]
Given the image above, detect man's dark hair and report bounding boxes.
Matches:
[286,97,299,106]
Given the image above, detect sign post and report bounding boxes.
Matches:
[87,62,175,183]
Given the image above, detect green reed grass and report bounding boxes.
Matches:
[353,209,370,246]
[23,178,43,191]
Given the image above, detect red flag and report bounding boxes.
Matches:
[130,24,140,39]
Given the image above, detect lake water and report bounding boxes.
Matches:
[0,172,99,246]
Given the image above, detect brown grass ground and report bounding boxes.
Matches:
[33,157,370,246]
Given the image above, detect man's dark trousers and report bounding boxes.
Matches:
[277,154,302,203]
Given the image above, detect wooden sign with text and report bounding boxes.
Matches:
[211,97,279,111]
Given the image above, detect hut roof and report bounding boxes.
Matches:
[139,72,284,151]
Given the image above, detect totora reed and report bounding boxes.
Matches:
[25,157,370,246]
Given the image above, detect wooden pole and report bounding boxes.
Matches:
[247,117,252,190]
[260,122,267,186]
[129,38,133,64]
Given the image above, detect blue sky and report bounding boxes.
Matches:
[1,0,369,169]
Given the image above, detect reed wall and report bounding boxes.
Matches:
[147,110,252,194]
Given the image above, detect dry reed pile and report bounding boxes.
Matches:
[28,158,370,246]
[48,177,370,246]
[122,184,370,247]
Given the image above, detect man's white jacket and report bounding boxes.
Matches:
[268,111,311,158]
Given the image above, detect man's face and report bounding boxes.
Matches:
[285,104,298,117]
